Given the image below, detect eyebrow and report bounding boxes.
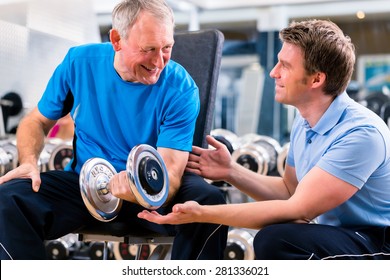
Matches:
[279,58,292,68]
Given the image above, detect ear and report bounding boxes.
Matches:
[311,72,326,89]
[110,29,122,51]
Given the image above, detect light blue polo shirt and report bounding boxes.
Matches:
[287,92,390,227]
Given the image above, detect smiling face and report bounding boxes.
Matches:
[270,42,316,107]
[111,11,174,84]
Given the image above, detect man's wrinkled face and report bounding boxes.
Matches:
[113,11,174,84]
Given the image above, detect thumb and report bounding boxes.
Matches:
[31,174,42,192]
[206,135,225,150]
[172,203,186,213]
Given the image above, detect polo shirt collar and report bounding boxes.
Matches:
[302,91,351,136]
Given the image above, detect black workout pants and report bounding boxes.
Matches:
[0,170,228,260]
[254,223,390,260]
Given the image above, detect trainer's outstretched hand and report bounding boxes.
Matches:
[186,135,232,182]
[138,201,202,225]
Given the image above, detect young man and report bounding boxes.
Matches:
[0,0,227,260]
[139,19,390,260]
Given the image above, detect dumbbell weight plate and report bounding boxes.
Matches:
[45,239,70,260]
[112,242,152,260]
[45,233,80,260]
[252,135,281,173]
[210,129,240,154]
[277,142,290,177]
[0,141,18,169]
[48,142,73,170]
[232,144,270,175]
[80,158,122,222]
[0,147,13,176]
[224,228,255,260]
[126,144,169,209]
[89,241,113,260]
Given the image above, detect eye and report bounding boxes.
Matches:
[162,46,172,53]
[141,47,154,53]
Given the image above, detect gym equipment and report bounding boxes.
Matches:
[39,138,64,172]
[80,144,169,222]
[112,242,153,260]
[210,128,240,154]
[48,140,73,170]
[88,241,114,260]
[0,138,18,176]
[360,91,389,116]
[277,142,290,177]
[380,101,390,126]
[45,233,81,260]
[0,92,23,137]
[232,133,281,175]
[224,228,255,260]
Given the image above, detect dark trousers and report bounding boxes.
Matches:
[254,223,390,260]
[0,171,228,260]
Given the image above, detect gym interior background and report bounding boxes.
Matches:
[0,0,390,260]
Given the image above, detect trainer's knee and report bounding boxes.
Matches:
[253,224,291,260]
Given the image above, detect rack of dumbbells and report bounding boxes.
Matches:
[210,129,289,260]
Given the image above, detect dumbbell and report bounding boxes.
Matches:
[88,241,114,260]
[210,128,240,154]
[0,138,18,176]
[277,142,290,177]
[0,92,23,135]
[224,228,255,260]
[39,138,65,172]
[232,133,281,175]
[48,140,73,170]
[112,242,153,260]
[45,233,81,260]
[80,144,169,222]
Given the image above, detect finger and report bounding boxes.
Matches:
[206,135,225,149]
[138,210,159,219]
[186,159,198,168]
[190,145,204,155]
[172,203,186,213]
[188,153,199,162]
[184,166,201,175]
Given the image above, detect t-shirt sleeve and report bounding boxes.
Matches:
[157,86,200,152]
[316,126,386,189]
[37,49,72,120]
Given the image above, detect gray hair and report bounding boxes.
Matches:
[112,0,175,39]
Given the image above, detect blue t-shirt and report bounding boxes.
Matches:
[287,92,390,227]
[38,43,200,173]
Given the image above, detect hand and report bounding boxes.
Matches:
[108,171,137,203]
[185,135,232,182]
[137,201,202,225]
[0,163,41,192]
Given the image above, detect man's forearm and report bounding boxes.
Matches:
[16,117,46,165]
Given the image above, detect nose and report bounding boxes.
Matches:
[269,62,280,79]
[151,50,167,69]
